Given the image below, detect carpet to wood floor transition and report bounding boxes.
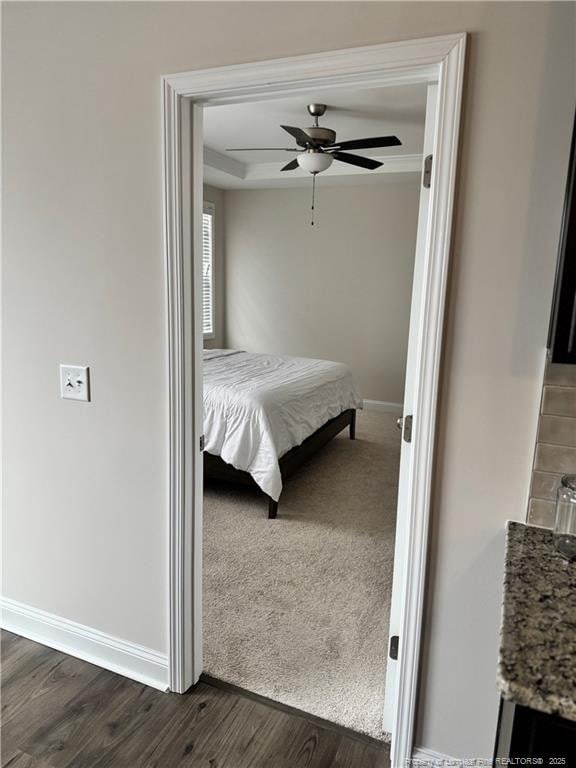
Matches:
[203,409,400,740]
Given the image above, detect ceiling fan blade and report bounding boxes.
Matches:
[331,135,401,151]
[280,158,300,172]
[281,125,314,147]
[226,147,300,152]
[332,151,383,170]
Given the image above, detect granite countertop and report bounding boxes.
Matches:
[497,521,576,722]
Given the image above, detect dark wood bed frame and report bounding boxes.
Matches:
[204,409,356,519]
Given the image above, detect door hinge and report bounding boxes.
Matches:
[423,154,433,188]
[403,415,413,443]
[389,635,399,660]
[199,434,205,452]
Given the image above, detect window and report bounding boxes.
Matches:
[202,203,215,338]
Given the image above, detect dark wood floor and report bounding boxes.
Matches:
[1,632,390,768]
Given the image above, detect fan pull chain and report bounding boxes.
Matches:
[311,172,316,226]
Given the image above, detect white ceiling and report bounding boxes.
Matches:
[203,82,427,189]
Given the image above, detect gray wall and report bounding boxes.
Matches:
[2,2,574,759]
[203,184,226,349]
[224,178,419,404]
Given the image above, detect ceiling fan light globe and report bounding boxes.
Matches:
[297,151,334,174]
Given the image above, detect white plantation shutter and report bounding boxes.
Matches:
[202,203,215,337]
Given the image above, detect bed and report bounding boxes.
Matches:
[203,349,362,518]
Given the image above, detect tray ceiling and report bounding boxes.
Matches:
[203,82,427,189]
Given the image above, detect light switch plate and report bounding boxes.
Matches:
[60,364,90,401]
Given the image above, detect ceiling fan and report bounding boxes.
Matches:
[226,103,402,175]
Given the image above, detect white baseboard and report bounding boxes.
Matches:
[412,747,460,765]
[0,596,169,691]
[363,399,403,414]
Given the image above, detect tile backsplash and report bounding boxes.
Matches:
[528,362,576,528]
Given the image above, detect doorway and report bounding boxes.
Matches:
[161,33,466,767]
[201,83,426,740]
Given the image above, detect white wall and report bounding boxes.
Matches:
[2,2,574,759]
[224,178,419,403]
[203,184,225,349]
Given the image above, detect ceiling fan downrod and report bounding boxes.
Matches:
[307,103,327,129]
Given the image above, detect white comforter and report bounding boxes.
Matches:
[203,350,362,501]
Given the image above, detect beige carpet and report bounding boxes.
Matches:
[203,410,400,740]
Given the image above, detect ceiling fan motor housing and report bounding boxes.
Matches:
[303,126,336,145]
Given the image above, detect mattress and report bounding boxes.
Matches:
[203,349,362,501]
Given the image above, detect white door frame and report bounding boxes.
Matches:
[161,33,466,768]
